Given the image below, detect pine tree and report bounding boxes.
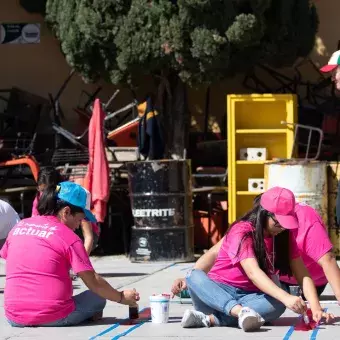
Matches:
[23,0,319,157]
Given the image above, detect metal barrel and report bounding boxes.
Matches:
[127,159,195,262]
[264,161,328,226]
[327,162,340,256]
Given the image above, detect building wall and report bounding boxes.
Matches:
[0,0,339,134]
[0,0,140,132]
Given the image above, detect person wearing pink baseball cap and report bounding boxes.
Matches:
[260,186,299,231]
[172,186,333,332]
[320,50,340,90]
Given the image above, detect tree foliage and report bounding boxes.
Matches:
[40,0,318,86]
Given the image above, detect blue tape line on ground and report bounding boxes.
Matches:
[180,266,193,271]
[282,315,303,340]
[310,308,327,340]
[89,307,147,340]
[282,324,295,340]
[111,322,145,340]
[89,323,120,340]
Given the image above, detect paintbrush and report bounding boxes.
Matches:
[303,312,309,324]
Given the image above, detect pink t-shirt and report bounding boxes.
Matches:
[280,203,333,286]
[0,215,94,325]
[208,221,300,291]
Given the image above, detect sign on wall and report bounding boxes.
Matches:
[0,23,40,44]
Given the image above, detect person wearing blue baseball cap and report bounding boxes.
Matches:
[0,181,140,327]
[32,167,99,257]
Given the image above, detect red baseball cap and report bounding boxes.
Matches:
[260,187,299,230]
[320,50,340,73]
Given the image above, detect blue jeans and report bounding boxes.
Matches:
[8,290,106,327]
[186,269,286,327]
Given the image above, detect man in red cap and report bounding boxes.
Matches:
[320,50,340,90]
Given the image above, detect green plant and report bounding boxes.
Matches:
[23,0,319,157]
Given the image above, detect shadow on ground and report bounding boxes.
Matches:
[98,273,147,278]
[320,295,337,301]
[71,316,182,327]
[271,316,298,326]
[323,316,340,325]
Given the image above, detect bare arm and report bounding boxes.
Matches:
[79,270,121,301]
[171,237,223,296]
[81,220,94,255]
[318,252,340,302]
[241,258,291,303]
[194,237,223,273]
[290,256,322,312]
[78,270,138,305]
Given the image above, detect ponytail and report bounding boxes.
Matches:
[37,185,58,216]
[37,184,84,216]
[37,167,63,187]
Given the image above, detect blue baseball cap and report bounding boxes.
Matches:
[56,181,97,222]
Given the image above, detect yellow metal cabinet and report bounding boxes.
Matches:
[227,94,297,224]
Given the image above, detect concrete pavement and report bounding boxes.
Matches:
[0,256,340,339]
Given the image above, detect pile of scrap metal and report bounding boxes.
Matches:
[242,44,340,161]
[0,73,141,218]
[0,87,53,187]
[0,86,55,216]
[51,84,140,189]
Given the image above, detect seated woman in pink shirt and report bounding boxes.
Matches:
[32,167,99,255]
[171,187,332,332]
[0,181,139,327]
[278,202,339,297]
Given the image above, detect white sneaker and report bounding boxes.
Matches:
[181,309,211,328]
[238,307,265,332]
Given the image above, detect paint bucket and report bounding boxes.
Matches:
[150,294,170,324]
[179,289,191,299]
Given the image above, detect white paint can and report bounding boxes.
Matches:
[150,294,170,324]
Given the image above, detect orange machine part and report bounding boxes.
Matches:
[107,117,139,147]
[0,156,40,182]
[194,210,227,249]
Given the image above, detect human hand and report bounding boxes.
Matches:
[312,309,334,324]
[171,278,187,298]
[283,295,306,315]
[120,288,140,306]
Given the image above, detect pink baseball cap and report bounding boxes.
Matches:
[260,187,299,230]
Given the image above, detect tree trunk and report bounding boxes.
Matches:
[157,73,189,159]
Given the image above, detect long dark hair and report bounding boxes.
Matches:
[37,185,84,217]
[229,194,292,276]
[37,166,63,188]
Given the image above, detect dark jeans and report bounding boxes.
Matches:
[8,290,106,327]
[280,281,327,300]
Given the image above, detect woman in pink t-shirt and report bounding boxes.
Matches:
[1,181,139,327]
[32,167,99,255]
[278,202,340,299]
[172,187,332,332]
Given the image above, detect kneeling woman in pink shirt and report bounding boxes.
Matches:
[0,181,139,327]
[176,187,332,332]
